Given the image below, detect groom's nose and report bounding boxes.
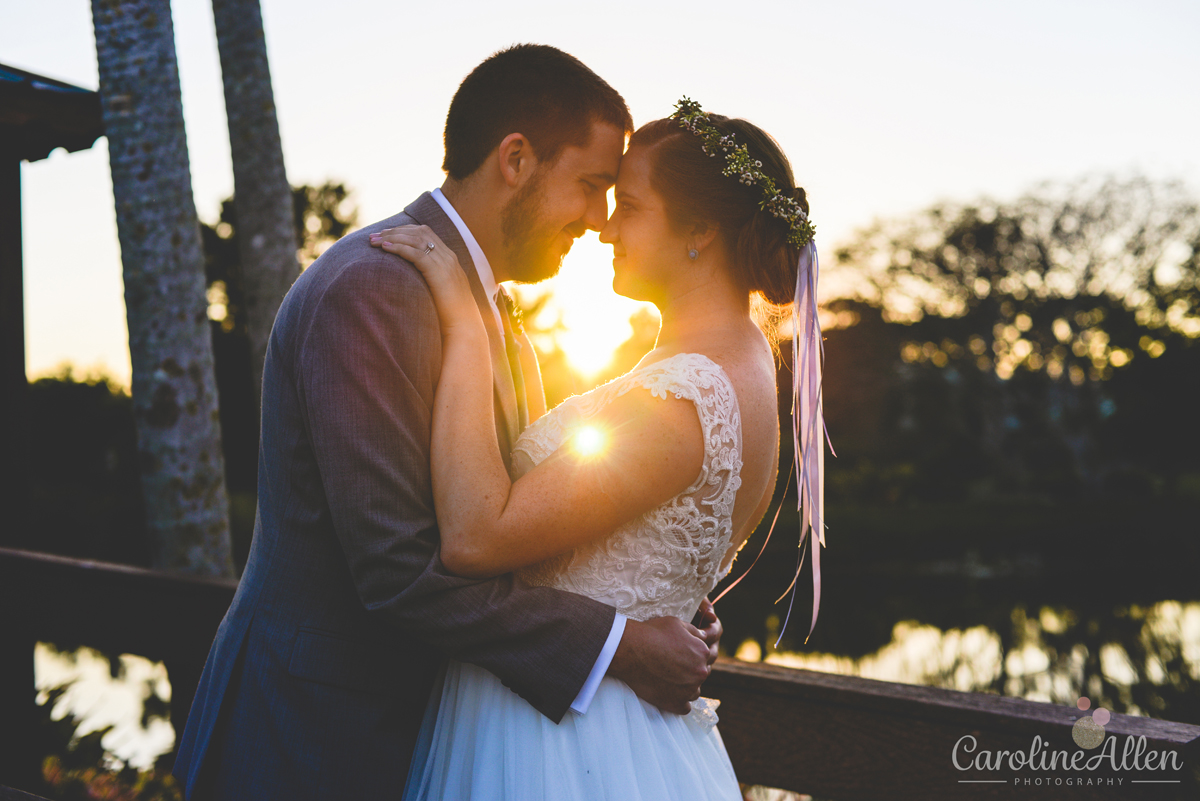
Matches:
[582,186,609,232]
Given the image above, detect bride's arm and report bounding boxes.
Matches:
[441,387,703,578]
[373,225,704,580]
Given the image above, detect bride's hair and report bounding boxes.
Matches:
[629,116,807,308]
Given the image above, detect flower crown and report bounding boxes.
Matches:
[670,97,815,249]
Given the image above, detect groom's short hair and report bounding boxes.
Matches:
[443,44,632,180]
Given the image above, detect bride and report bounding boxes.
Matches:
[372,99,824,800]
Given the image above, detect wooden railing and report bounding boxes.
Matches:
[1,546,1197,799]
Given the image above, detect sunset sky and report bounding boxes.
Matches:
[5,0,1199,384]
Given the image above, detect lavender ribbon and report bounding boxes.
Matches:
[779,240,831,645]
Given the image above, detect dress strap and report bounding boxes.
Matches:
[614,353,743,500]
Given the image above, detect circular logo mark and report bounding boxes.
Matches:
[1072,697,1109,749]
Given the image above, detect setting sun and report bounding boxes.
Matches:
[515,231,658,378]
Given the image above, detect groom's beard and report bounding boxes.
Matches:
[500,170,573,284]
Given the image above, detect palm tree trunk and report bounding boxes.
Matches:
[212,0,300,406]
[91,0,234,578]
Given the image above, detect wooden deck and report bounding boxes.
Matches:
[2,546,1197,799]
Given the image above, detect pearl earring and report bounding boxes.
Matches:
[688,248,699,261]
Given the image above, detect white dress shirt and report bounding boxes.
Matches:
[429,187,626,714]
[430,188,505,337]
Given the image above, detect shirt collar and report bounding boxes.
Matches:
[431,187,498,301]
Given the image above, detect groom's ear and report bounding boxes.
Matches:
[496,132,536,188]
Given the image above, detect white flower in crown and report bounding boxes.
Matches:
[671,97,816,249]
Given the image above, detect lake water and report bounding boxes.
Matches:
[35,642,174,770]
[35,599,1200,771]
[739,600,1200,713]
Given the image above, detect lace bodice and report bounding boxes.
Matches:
[514,353,743,622]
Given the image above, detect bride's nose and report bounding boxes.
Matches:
[598,214,618,245]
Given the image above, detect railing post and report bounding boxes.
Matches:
[0,625,39,792]
[0,142,29,542]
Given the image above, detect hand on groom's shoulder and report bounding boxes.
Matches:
[290,236,439,339]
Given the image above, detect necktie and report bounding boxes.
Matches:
[495,287,529,433]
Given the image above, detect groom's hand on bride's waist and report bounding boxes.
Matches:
[694,598,723,659]
[607,605,722,715]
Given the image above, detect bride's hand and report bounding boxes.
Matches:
[370,225,478,335]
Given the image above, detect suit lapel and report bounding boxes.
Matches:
[403,193,522,460]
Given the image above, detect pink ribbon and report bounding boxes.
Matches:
[779,240,831,645]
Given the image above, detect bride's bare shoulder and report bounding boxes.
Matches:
[686,328,777,398]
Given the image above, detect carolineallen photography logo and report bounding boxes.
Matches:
[951,697,1188,791]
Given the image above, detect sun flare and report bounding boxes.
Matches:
[572,425,606,458]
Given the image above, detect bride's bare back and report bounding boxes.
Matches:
[635,322,780,574]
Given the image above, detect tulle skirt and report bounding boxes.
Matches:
[401,660,742,800]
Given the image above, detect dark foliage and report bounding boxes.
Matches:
[711,177,1200,702]
[34,684,179,800]
[818,176,1200,503]
[14,185,358,568]
[13,371,149,563]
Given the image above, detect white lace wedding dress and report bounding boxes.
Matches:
[402,353,744,800]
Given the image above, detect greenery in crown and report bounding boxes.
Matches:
[671,97,816,249]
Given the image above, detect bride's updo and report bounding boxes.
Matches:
[629,115,807,306]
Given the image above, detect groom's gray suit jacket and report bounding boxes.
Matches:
[173,193,617,800]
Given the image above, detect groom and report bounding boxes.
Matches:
[174,44,720,800]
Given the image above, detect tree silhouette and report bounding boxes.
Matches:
[212,0,301,408]
[92,0,233,578]
[822,176,1200,500]
[834,176,1199,383]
